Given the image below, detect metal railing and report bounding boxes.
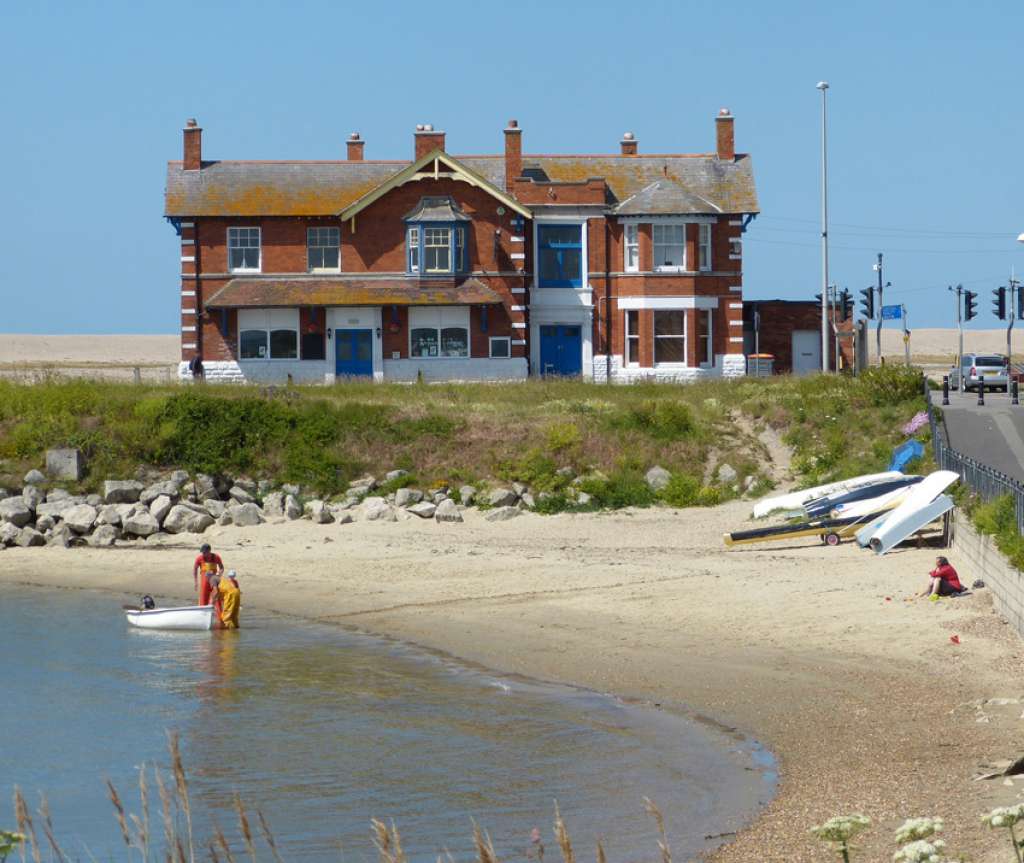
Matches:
[924,378,1024,534]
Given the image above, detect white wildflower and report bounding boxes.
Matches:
[893,838,946,862]
[982,803,1024,829]
[810,814,872,844]
[894,817,944,844]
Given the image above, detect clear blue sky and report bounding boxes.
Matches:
[1,0,1021,334]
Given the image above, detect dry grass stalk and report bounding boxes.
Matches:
[168,733,195,863]
[139,763,151,863]
[255,812,284,863]
[13,788,41,863]
[154,767,177,863]
[642,798,671,863]
[212,824,236,863]
[207,841,221,863]
[37,795,67,863]
[107,780,132,848]
[471,820,498,863]
[552,803,575,863]
[595,841,607,863]
[232,794,255,863]
[370,818,407,863]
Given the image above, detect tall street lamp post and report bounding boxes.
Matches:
[817,81,830,373]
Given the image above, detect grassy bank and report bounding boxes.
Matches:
[0,366,926,507]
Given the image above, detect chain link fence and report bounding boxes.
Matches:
[924,378,1024,534]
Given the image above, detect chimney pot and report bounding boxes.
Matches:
[347,132,365,161]
[414,126,446,159]
[620,131,638,156]
[507,119,519,129]
[715,109,735,161]
[424,123,433,132]
[183,118,202,171]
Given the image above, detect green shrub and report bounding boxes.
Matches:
[579,470,656,509]
[605,400,697,441]
[546,422,582,454]
[856,366,923,407]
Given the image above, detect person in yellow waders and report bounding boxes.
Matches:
[217,570,242,629]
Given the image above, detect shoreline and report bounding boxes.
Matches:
[1,502,1021,861]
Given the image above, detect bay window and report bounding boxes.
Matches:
[406,224,466,275]
[238,309,299,360]
[652,224,685,271]
[228,227,261,272]
[698,309,713,367]
[409,307,470,358]
[654,310,687,365]
[625,310,640,365]
[538,224,583,288]
[624,223,639,272]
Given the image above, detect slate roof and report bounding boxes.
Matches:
[402,195,471,222]
[613,180,722,215]
[204,277,503,308]
[165,152,758,217]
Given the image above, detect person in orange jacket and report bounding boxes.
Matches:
[193,543,224,605]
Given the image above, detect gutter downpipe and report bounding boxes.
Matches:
[605,218,612,384]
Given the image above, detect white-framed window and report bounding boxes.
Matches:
[408,226,420,273]
[489,336,511,358]
[307,226,340,271]
[424,227,452,273]
[409,307,469,358]
[698,223,712,271]
[228,227,261,272]
[624,223,639,273]
[698,309,713,367]
[238,309,299,360]
[654,309,687,365]
[625,310,640,365]
[537,223,584,287]
[652,224,685,271]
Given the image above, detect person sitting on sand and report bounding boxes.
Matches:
[193,543,224,605]
[921,556,965,598]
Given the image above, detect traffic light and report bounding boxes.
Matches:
[1018,286,1024,320]
[964,290,977,321]
[860,287,875,319]
[993,286,1007,320]
[840,288,853,321]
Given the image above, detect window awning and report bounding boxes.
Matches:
[204,277,504,308]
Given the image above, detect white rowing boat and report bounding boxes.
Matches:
[751,471,905,519]
[124,604,215,631]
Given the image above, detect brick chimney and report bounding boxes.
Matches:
[347,132,364,161]
[620,131,638,156]
[504,119,522,192]
[715,108,735,161]
[414,124,445,160]
[183,118,202,170]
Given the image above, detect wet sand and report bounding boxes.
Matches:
[1,501,1021,861]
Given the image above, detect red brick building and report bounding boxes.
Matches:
[164,112,758,383]
[742,300,855,374]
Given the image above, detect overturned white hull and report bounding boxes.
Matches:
[752,471,904,519]
[868,495,954,555]
[856,470,959,552]
[125,605,215,631]
[830,486,911,519]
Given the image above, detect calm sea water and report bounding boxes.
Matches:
[0,585,774,862]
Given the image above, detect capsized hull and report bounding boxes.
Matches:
[855,470,959,549]
[868,495,954,555]
[804,476,922,519]
[751,471,905,519]
[124,605,215,631]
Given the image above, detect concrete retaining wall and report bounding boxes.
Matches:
[951,510,1024,636]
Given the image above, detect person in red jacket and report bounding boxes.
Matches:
[193,543,224,605]
[921,556,965,598]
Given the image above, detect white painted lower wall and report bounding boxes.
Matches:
[384,358,527,382]
[592,353,747,384]
[178,360,331,384]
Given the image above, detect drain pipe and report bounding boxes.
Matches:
[605,219,612,383]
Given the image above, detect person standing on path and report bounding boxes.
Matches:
[193,543,224,605]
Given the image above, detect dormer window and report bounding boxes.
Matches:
[404,196,469,276]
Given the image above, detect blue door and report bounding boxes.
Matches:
[539,325,582,376]
[335,329,373,377]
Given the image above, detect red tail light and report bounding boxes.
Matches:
[970,367,977,376]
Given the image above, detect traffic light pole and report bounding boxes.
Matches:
[903,304,910,365]
[874,253,884,362]
[1009,277,1019,377]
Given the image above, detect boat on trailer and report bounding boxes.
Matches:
[124,604,215,631]
[751,471,905,519]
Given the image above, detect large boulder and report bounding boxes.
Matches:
[228,486,256,505]
[36,499,77,520]
[262,491,285,518]
[487,488,518,508]
[385,469,408,482]
[459,485,477,506]
[231,503,264,527]
[35,514,56,532]
[24,469,46,485]
[89,525,120,547]
[485,506,521,522]
[45,488,74,502]
[717,463,738,484]
[203,499,227,518]
[45,448,84,481]
[140,481,181,506]
[47,523,74,547]
[22,485,44,511]
[192,474,220,501]
[104,480,144,504]
[96,505,122,527]
[149,495,174,525]
[0,498,33,528]
[232,477,257,494]
[284,495,302,520]
[63,504,98,534]
[434,499,463,523]
[0,522,21,546]
[122,511,160,537]
[162,505,215,534]
[306,500,334,524]
[395,487,423,507]
[408,501,437,519]
[645,466,671,492]
[362,497,396,522]
[16,527,46,548]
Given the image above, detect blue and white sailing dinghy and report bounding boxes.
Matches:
[802,475,922,520]
[751,471,906,519]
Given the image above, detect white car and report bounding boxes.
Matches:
[950,353,1009,392]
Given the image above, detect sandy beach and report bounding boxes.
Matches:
[1,501,1021,862]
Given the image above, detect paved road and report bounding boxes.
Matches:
[940,387,1024,483]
